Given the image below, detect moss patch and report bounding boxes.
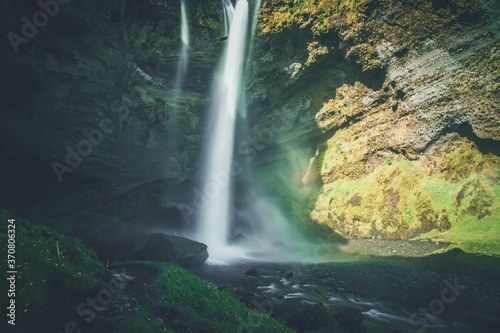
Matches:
[157,264,294,332]
[0,209,104,331]
[124,307,173,333]
[311,136,500,254]
[259,0,489,70]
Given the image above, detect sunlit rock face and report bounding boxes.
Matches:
[245,0,500,253]
[0,0,222,254]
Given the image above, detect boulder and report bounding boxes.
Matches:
[286,303,337,332]
[139,233,208,265]
[335,307,363,326]
[244,268,259,276]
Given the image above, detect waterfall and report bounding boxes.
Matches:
[195,0,249,261]
[250,0,261,42]
[164,0,190,177]
[221,0,234,36]
[176,0,189,86]
[180,0,189,47]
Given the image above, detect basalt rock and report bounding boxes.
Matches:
[0,0,222,247]
[139,233,208,265]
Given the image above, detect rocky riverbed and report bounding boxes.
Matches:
[78,248,500,333]
[339,239,449,257]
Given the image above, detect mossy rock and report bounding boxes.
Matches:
[310,134,500,254]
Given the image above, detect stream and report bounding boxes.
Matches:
[188,249,500,333]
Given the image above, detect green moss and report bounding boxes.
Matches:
[124,307,173,333]
[260,0,489,69]
[400,160,414,169]
[157,264,294,333]
[311,147,500,254]
[423,178,462,211]
[404,208,414,223]
[424,206,500,255]
[260,0,372,35]
[0,209,104,331]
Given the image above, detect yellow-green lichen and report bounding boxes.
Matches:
[311,136,500,254]
[259,0,489,70]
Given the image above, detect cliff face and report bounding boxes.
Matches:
[247,0,500,253]
[0,0,223,256]
[0,0,498,255]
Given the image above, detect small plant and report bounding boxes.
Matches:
[0,209,104,332]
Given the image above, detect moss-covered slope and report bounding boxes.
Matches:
[0,209,104,332]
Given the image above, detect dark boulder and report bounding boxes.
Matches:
[244,268,259,276]
[335,307,363,326]
[286,303,337,332]
[139,233,208,265]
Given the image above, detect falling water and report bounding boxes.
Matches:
[195,0,249,261]
[221,0,234,37]
[250,0,262,42]
[175,0,189,85]
[164,0,190,177]
[180,0,189,47]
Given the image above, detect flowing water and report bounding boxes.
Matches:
[221,0,234,37]
[175,0,189,86]
[194,0,249,261]
[194,0,306,263]
[189,257,497,333]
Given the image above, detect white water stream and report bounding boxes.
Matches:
[175,0,189,85]
[195,0,249,261]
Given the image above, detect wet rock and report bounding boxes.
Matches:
[151,317,164,327]
[111,272,135,283]
[233,288,260,307]
[139,233,208,265]
[283,271,294,279]
[286,303,337,332]
[335,307,363,326]
[350,325,367,333]
[244,268,259,276]
[169,310,198,331]
[0,0,224,262]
